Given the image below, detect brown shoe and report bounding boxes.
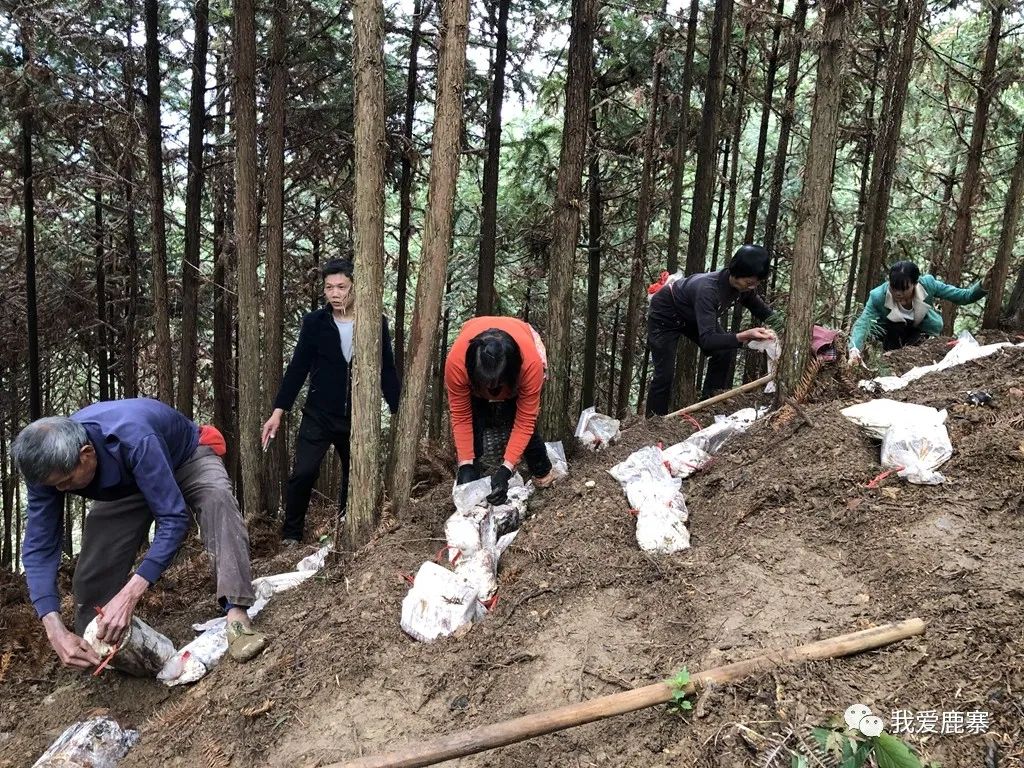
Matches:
[227,621,267,662]
[533,471,557,489]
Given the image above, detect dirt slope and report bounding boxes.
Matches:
[2,336,1023,767]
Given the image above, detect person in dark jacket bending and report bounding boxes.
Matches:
[262,259,401,546]
[646,244,778,416]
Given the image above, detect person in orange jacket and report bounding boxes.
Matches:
[445,316,556,504]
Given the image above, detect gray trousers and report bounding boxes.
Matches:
[72,446,256,635]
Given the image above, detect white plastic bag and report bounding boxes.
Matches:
[454,548,500,601]
[684,420,740,455]
[662,441,712,478]
[251,570,317,600]
[880,422,953,485]
[859,331,1018,393]
[748,337,781,392]
[841,399,947,440]
[295,545,330,572]
[32,717,139,768]
[635,504,691,554]
[575,407,621,450]
[608,445,674,486]
[452,476,493,515]
[400,561,482,642]
[544,441,569,479]
[83,616,176,678]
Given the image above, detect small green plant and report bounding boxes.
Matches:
[810,725,924,768]
[666,668,693,714]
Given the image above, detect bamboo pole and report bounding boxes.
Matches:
[329,617,925,768]
[664,373,773,418]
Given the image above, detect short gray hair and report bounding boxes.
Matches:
[11,417,89,485]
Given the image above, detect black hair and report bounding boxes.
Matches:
[729,244,772,279]
[466,329,521,392]
[888,261,920,292]
[322,258,354,281]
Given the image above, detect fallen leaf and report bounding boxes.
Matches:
[881,487,899,500]
[240,698,274,718]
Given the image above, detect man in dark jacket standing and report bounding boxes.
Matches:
[262,259,401,545]
[646,244,778,416]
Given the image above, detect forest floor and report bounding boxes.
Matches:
[2,333,1024,767]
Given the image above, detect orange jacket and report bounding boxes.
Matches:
[444,316,546,467]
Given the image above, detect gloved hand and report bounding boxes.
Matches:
[456,464,479,486]
[487,465,513,505]
[847,348,863,368]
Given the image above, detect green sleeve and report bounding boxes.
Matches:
[921,274,986,305]
[850,291,885,350]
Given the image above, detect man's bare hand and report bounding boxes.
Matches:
[261,409,284,450]
[847,348,863,368]
[737,327,776,343]
[96,574,148,645]
[42,613,101,670]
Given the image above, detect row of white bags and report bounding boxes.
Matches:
[608,407,766,554]
[157,545,330,686]
[859,331,1024,393]
[401,443,567,643]
[841,399,952,485]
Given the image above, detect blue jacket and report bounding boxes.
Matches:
[22,399,200,618]
[850,274,986,350]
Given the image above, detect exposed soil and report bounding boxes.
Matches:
[2,334,1023,768]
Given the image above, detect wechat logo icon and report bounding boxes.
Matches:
[845,703,884,737]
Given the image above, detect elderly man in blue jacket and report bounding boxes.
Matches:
[13,398,266,671]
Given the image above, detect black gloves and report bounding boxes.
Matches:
[487,465,513,505]
[456,464,480,486]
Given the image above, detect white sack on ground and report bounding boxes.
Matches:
[881,422,953,485]
[400,561,483,642]
[662,441,712,478]
[160,543,328,686]
[841,399,947,440]
[859,331,1023,393]
[575,407,621,450]
[635,504,691,554]
[608,445,673,486]
[32,717,139,768]
[544,441,569,479]
[83,616,175,678]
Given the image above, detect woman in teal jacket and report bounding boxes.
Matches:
[848,261,990,366]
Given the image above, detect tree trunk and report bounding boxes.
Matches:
[543,0,598,434]
[855,0,924,305]
[264,0,289,515]
[777,0,856,401]
[1,401,12,570]
[743,0,784,244]
[943,0,1003,334]
[616,28,667,418]
[476,0,511,316]
[762,0,807,258]
[1007,261,1024,329]
[843,44,882,320]
[234,0,263,518]
[387,0,471,517]
[144,0,174,404]
[685,0,733,277]
[312,196,323,312]
[347,0,390,546]
[395,0,428,379]
[119,17,141,400]
[212,49,235,481]
[665,0,700,273]
[429,273,453,442]
[606,288,621,415]
[19,26,41,421]
[683,0,736,398]
[94,184,110,402]
[710,137,730,272]
[580,105,602,411]
[982,128,1024,328]
[177,0,210,419]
